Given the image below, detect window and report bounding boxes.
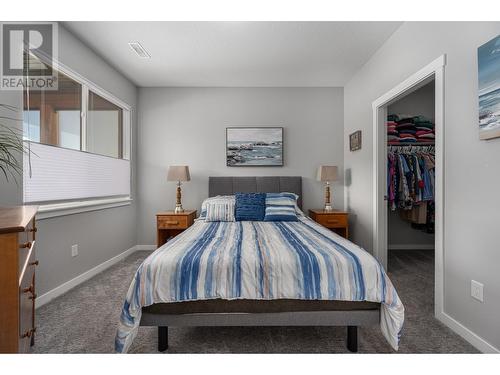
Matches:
[87,91,123,158]
[58,110,81,150]
[23,71,82,150]
[22,54,131,206]
[22,110,41,142]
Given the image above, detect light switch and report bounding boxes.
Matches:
[471,280,484,302]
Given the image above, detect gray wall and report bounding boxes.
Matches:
[387,82,435,248]
[388,81,435,121]
[0,24,138,296]
[344,22,500,349]
[137,87,344,244]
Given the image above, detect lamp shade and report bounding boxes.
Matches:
[167,165,190,182]
[317,165,338,182]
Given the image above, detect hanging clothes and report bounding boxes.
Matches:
[387,145,435,231]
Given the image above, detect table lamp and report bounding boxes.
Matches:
[167,165,190,213]
[317,165,338,211]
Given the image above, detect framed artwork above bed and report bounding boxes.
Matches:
[226,127,283,167]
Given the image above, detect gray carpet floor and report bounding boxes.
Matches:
[33,250,478,353]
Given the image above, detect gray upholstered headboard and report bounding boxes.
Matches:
[208,176,302,209]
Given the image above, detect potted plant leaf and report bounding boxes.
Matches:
[0,103,29,182]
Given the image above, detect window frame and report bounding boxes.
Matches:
[71,67,131,160]
[23,56,133,218]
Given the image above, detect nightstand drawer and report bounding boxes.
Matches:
[158,215,188,229]
[315,214,348,228]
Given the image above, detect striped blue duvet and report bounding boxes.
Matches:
[115,217,404,352]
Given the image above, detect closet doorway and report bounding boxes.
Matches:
[372,55,445,316]
[387,83,435,253]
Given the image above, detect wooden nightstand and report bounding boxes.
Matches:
[309,209,349,239]
[156,210,196,248]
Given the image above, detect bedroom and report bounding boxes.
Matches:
[1,1,499,373]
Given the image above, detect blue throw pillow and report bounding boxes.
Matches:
[235,192,266,221]
[264,192,299,222]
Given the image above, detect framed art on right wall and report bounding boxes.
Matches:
[478,34,500,140]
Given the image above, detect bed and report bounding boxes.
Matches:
[115,176,404,353]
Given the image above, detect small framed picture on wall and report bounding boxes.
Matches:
[349,130,362,151]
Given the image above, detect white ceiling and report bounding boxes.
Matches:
[64,22,402,87]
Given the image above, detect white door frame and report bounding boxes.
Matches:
[371,55,446,317]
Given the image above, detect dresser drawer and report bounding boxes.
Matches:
[18,242,37,353]
[158,215,188,229]
[0,206,38,353]
[315,214,348,228]
[18,221,37,276]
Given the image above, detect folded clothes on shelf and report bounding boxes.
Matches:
[388,135,400,142]
[418,133,435,139]
[388,113,435,144]
[415,122,434,129]
[416,130,434,136]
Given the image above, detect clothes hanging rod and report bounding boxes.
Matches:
[388,144,435,152]
[388,143,435,146]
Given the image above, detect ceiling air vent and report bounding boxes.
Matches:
[128,42,151,59]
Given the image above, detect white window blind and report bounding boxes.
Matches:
[23,142,130,203]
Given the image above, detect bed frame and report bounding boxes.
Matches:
[140,176,380,353]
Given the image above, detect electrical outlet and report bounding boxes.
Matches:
[71,244,78,257]
[471,280,484,302]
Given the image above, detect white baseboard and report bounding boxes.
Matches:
[388,244,435,250]
[36,245,147,308]
[437,311,499,353]
[136,244,156,251]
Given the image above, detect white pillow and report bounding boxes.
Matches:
[199,195,235,219]
[205,199,236,222]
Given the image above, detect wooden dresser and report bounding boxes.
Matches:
[0,206,38,353]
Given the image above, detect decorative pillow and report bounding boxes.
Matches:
[287,192,304,216]
[269,192,303,215]
[264,192,299,222]
[205,199,235,222]
[235,192,266,221]
[199,195,234,219]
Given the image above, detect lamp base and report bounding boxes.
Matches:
[324,182,333,212]
[174,182,184,213]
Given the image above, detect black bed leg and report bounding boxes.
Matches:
[158,326,168,352]
[347,326,358,353]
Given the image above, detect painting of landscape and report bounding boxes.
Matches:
[478,34,500,140]
[226,127,283,166]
